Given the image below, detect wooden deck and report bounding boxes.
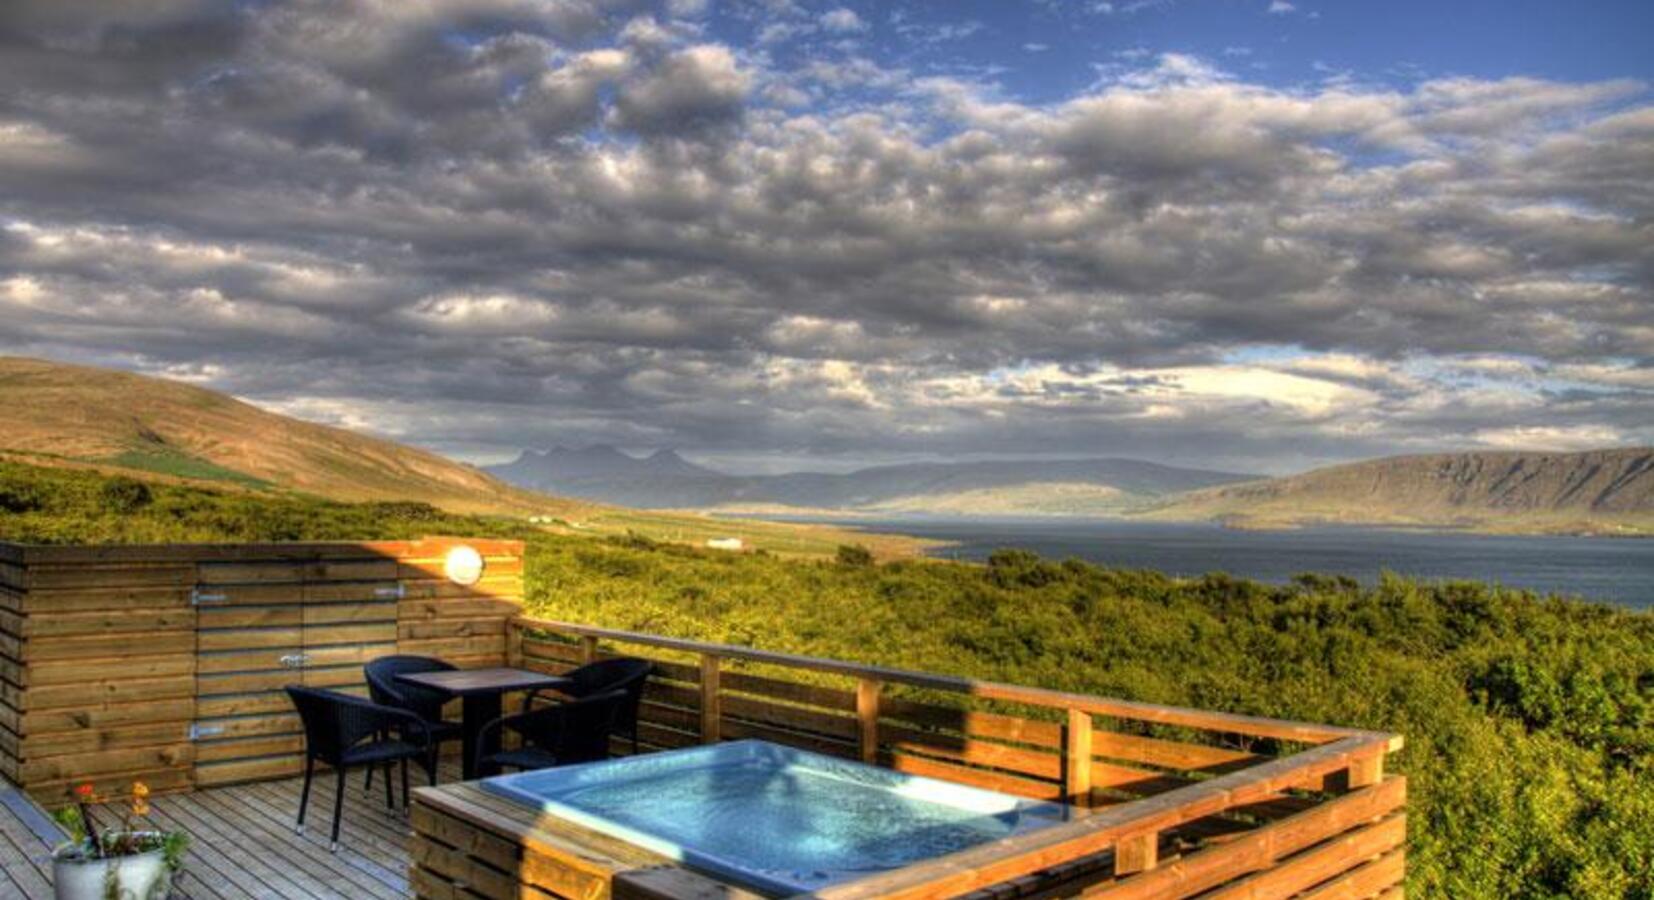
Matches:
[1,763,462,899]
[0,539,1407,899]
[1,782,63,897]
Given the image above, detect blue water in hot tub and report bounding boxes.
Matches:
[481,740,1075,895]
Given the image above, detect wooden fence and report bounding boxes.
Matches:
[0,537,524,800]
[470,618,1407,900]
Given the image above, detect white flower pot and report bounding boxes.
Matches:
[52,833,174,900]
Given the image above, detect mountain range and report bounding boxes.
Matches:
[487,446,1256,513]
[4,355,1650,537]
[489,444,1654,534]
[1146,448,1654,535]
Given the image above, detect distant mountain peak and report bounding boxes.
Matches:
[564,443,626,458]
[642,448,715,476]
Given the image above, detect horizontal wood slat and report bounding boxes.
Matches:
[1,537,524,798]
[513,618,1398,750]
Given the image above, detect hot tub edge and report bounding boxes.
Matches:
[409,781,766,900]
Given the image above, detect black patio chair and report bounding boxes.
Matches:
[285,686,435,851]
[475,688,628,773]
[363,655,464,789]
[536,657,652,754]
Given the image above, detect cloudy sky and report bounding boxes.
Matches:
[1,0,1651,475]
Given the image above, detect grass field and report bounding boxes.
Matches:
[108,448,275,489]
[574,507,935,558]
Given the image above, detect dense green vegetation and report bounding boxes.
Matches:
[528,542,1653,898]
[2,460,1651,897]
[0,461,525,544]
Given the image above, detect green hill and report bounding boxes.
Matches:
[0,355,583,516]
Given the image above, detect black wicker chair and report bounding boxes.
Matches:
[285,686,434,851]
[475,688,628,773]
[363,655,464,789]
[538,657,652,754]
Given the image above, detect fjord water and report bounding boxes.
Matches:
[828,518,1654,608]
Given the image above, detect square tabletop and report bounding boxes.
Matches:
[394,667,570,697]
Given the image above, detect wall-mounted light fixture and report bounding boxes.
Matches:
[443,545,485,586]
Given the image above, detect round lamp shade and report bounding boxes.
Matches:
[443,545,485,586]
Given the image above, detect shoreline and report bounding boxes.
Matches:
[706,506,1654,540]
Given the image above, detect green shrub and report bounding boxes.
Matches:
[835,544,874,566]
[0,480,46,513]
[98,477,154,513]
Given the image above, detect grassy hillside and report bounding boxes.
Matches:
[0,356,583,516]
[0,460,928,557]
[2,462,1650,896]
[1148,448,1654,535]
[578,507,934,559]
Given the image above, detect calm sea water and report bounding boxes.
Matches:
[772,517,1654,609]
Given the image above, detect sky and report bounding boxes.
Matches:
[1,0,1651,476]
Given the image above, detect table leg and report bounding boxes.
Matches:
[463,693,504,780]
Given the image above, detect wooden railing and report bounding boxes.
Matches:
[0,537,525,798]
[508,616,1405,899]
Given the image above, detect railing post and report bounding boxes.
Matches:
[506,621,524,669]
[856,678,881,764]
[1349,752,1385,789]
[1115,831,1159,875]
[1322,750,1386,792]
[579,634,599,664]
[700,654,722,744]
[1064,708,1093,807]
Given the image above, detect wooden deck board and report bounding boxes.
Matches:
[0,783,61,898]
[0,763,470,899]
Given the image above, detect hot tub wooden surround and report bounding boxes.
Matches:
[0,537,1404,899]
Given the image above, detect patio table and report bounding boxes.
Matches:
[395,667,572,779]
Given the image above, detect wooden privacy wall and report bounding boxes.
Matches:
[0,537,523,801]
[502,618,1405,900]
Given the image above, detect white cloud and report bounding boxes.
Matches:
[1474,425,1626,451]
[0,1,1649,467]
[1267,1,1297,13]
[819,8,867,33]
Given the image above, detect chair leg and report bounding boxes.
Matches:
[400,758,410,812]
[296,757,314,834]
[330,766,346,852]
[363,728,385,793]
[383,760,394,810]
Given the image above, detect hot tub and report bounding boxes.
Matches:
[481,739,1075,895]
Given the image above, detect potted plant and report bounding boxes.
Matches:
[51,781,187,900]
